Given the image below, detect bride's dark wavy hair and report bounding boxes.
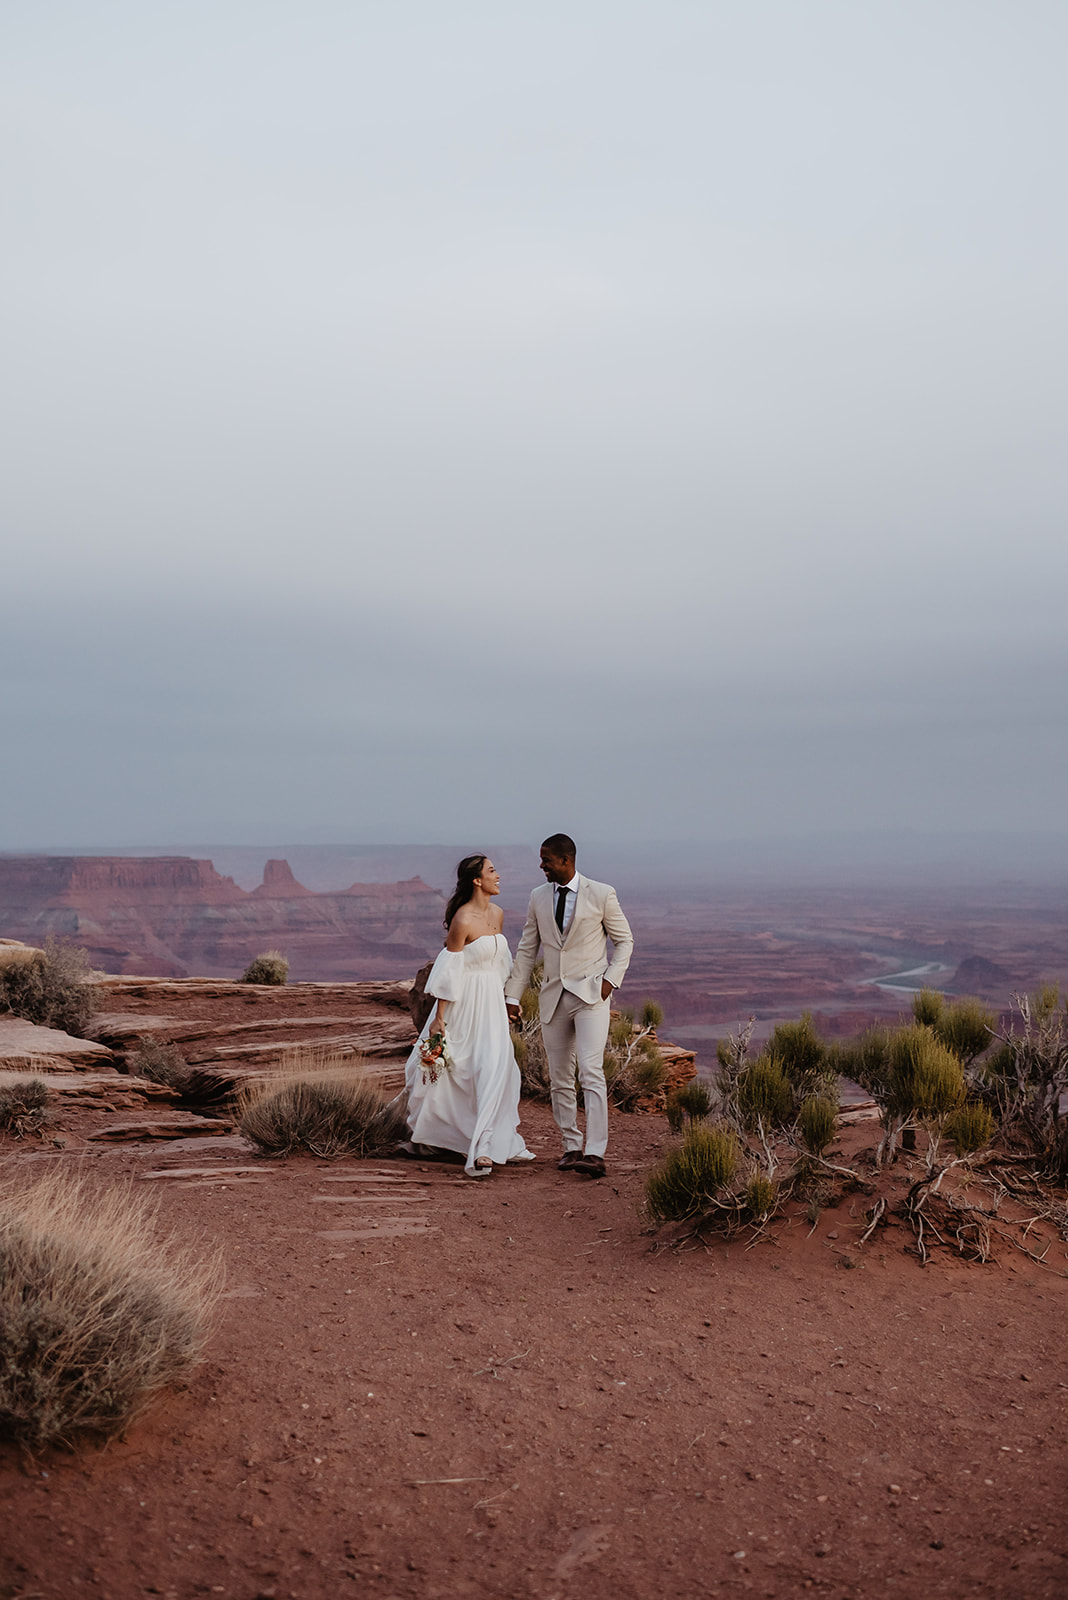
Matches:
[444,854,487,929]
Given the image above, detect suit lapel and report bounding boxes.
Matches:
[541,882,563,946]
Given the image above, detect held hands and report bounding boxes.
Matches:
[506,1001,521,1024]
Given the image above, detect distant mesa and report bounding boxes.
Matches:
[0,855,445,981]
[947,954,1016,996]
[249,859,313,898]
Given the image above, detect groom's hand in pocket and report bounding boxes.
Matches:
[601,980,614,1001]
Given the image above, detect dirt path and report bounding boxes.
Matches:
[1,1105,1066,1600]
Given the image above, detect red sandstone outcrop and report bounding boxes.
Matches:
[0,856,446,980]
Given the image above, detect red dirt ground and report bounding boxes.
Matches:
[1,1103,1066,1600]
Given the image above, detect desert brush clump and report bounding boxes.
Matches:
[945,1101,997,1155]
[602,1003,669,1111]
[0,1168,220,1450]
[239,1051,408,1158]
[241,950,289,985]
[652,1004,1065,1266]
[768,1012,835,1100]
[129,1036,193,1095]
[0,1075,53,1140]
[0,937,95,1036]
[509,963,551,1101]
[645,1123,739,1223]
[665,1078,713,1133]
[736,1055,793,1132]
[742,1173,777,1221]
[911,987,945,1028]
[911,989,996,1064]
[979,987,1068,1181]
[797,1095,837,1156]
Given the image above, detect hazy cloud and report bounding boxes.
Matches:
[3,2,1066,848]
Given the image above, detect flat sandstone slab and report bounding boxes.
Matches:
[0,1018,115,1070]
[87,1114,234,1141]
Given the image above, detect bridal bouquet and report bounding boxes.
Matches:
[419,1029,452,1084]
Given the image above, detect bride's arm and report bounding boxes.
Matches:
[429,912,471,1029]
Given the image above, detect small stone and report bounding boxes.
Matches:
[732,1551,746,1560]
[888,1484,902,1494]
[826,1231,838,1240]
[250,1515,264,1529]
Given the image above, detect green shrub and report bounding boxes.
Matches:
[798,1096,837,1155]
[887,1027,966,1120]
[639,999,664,1031]
[645,1124,739,1223]
[0,1169,219,1449]
[0,937,95,1036]
[666,1078,713,1133]
[911,988,944,1027]
[519,964,543,1023]
[837,1026,892,1100]
[609,1012,635,1049]
[945,1102,997,1155]
[239,1058,407,1157]
[606,1044,668,1111]
[743,1173,776,1221]
[737,1055,793,1131]
[0,1076,52,1140]
[768,1013,828,1096]
[241,950,289,985]
[933,997,996,1065]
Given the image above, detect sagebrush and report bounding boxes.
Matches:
[0,1169,220,1449]
[241,951,289,985]
[0,1075,53,1139]
[0,937,95,1036]
[129,1036,193,1095]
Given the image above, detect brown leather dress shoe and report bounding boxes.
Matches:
[572,1154,607,1178]
[557,1150,585,1170]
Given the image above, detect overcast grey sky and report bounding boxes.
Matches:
[3,1,1066,850]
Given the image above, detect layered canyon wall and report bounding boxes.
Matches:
[0,856,446,980]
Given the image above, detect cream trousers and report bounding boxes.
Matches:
[540,990,611,1157]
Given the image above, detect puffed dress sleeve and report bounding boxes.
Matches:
[425,945,466,1002]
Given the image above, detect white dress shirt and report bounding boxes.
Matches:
[554,873,580,933]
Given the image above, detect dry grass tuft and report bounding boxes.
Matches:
[0,1169,221,1450]
[238,1050,408,1158]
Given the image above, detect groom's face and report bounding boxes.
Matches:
[540,848,574,885]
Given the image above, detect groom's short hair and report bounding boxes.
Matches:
[542,833,577,860]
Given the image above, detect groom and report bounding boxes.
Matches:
[505,834,633,1179]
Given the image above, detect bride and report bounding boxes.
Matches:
[404,854,535,1178]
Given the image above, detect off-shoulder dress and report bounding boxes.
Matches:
[404,934,534,1175]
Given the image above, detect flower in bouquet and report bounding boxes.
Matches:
[419,1030,451,1084]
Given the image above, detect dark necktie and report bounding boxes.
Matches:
[555,885,568,932]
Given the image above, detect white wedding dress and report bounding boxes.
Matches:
[405,934,534,1175]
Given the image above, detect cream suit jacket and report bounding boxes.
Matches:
[504,875,634,1020]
